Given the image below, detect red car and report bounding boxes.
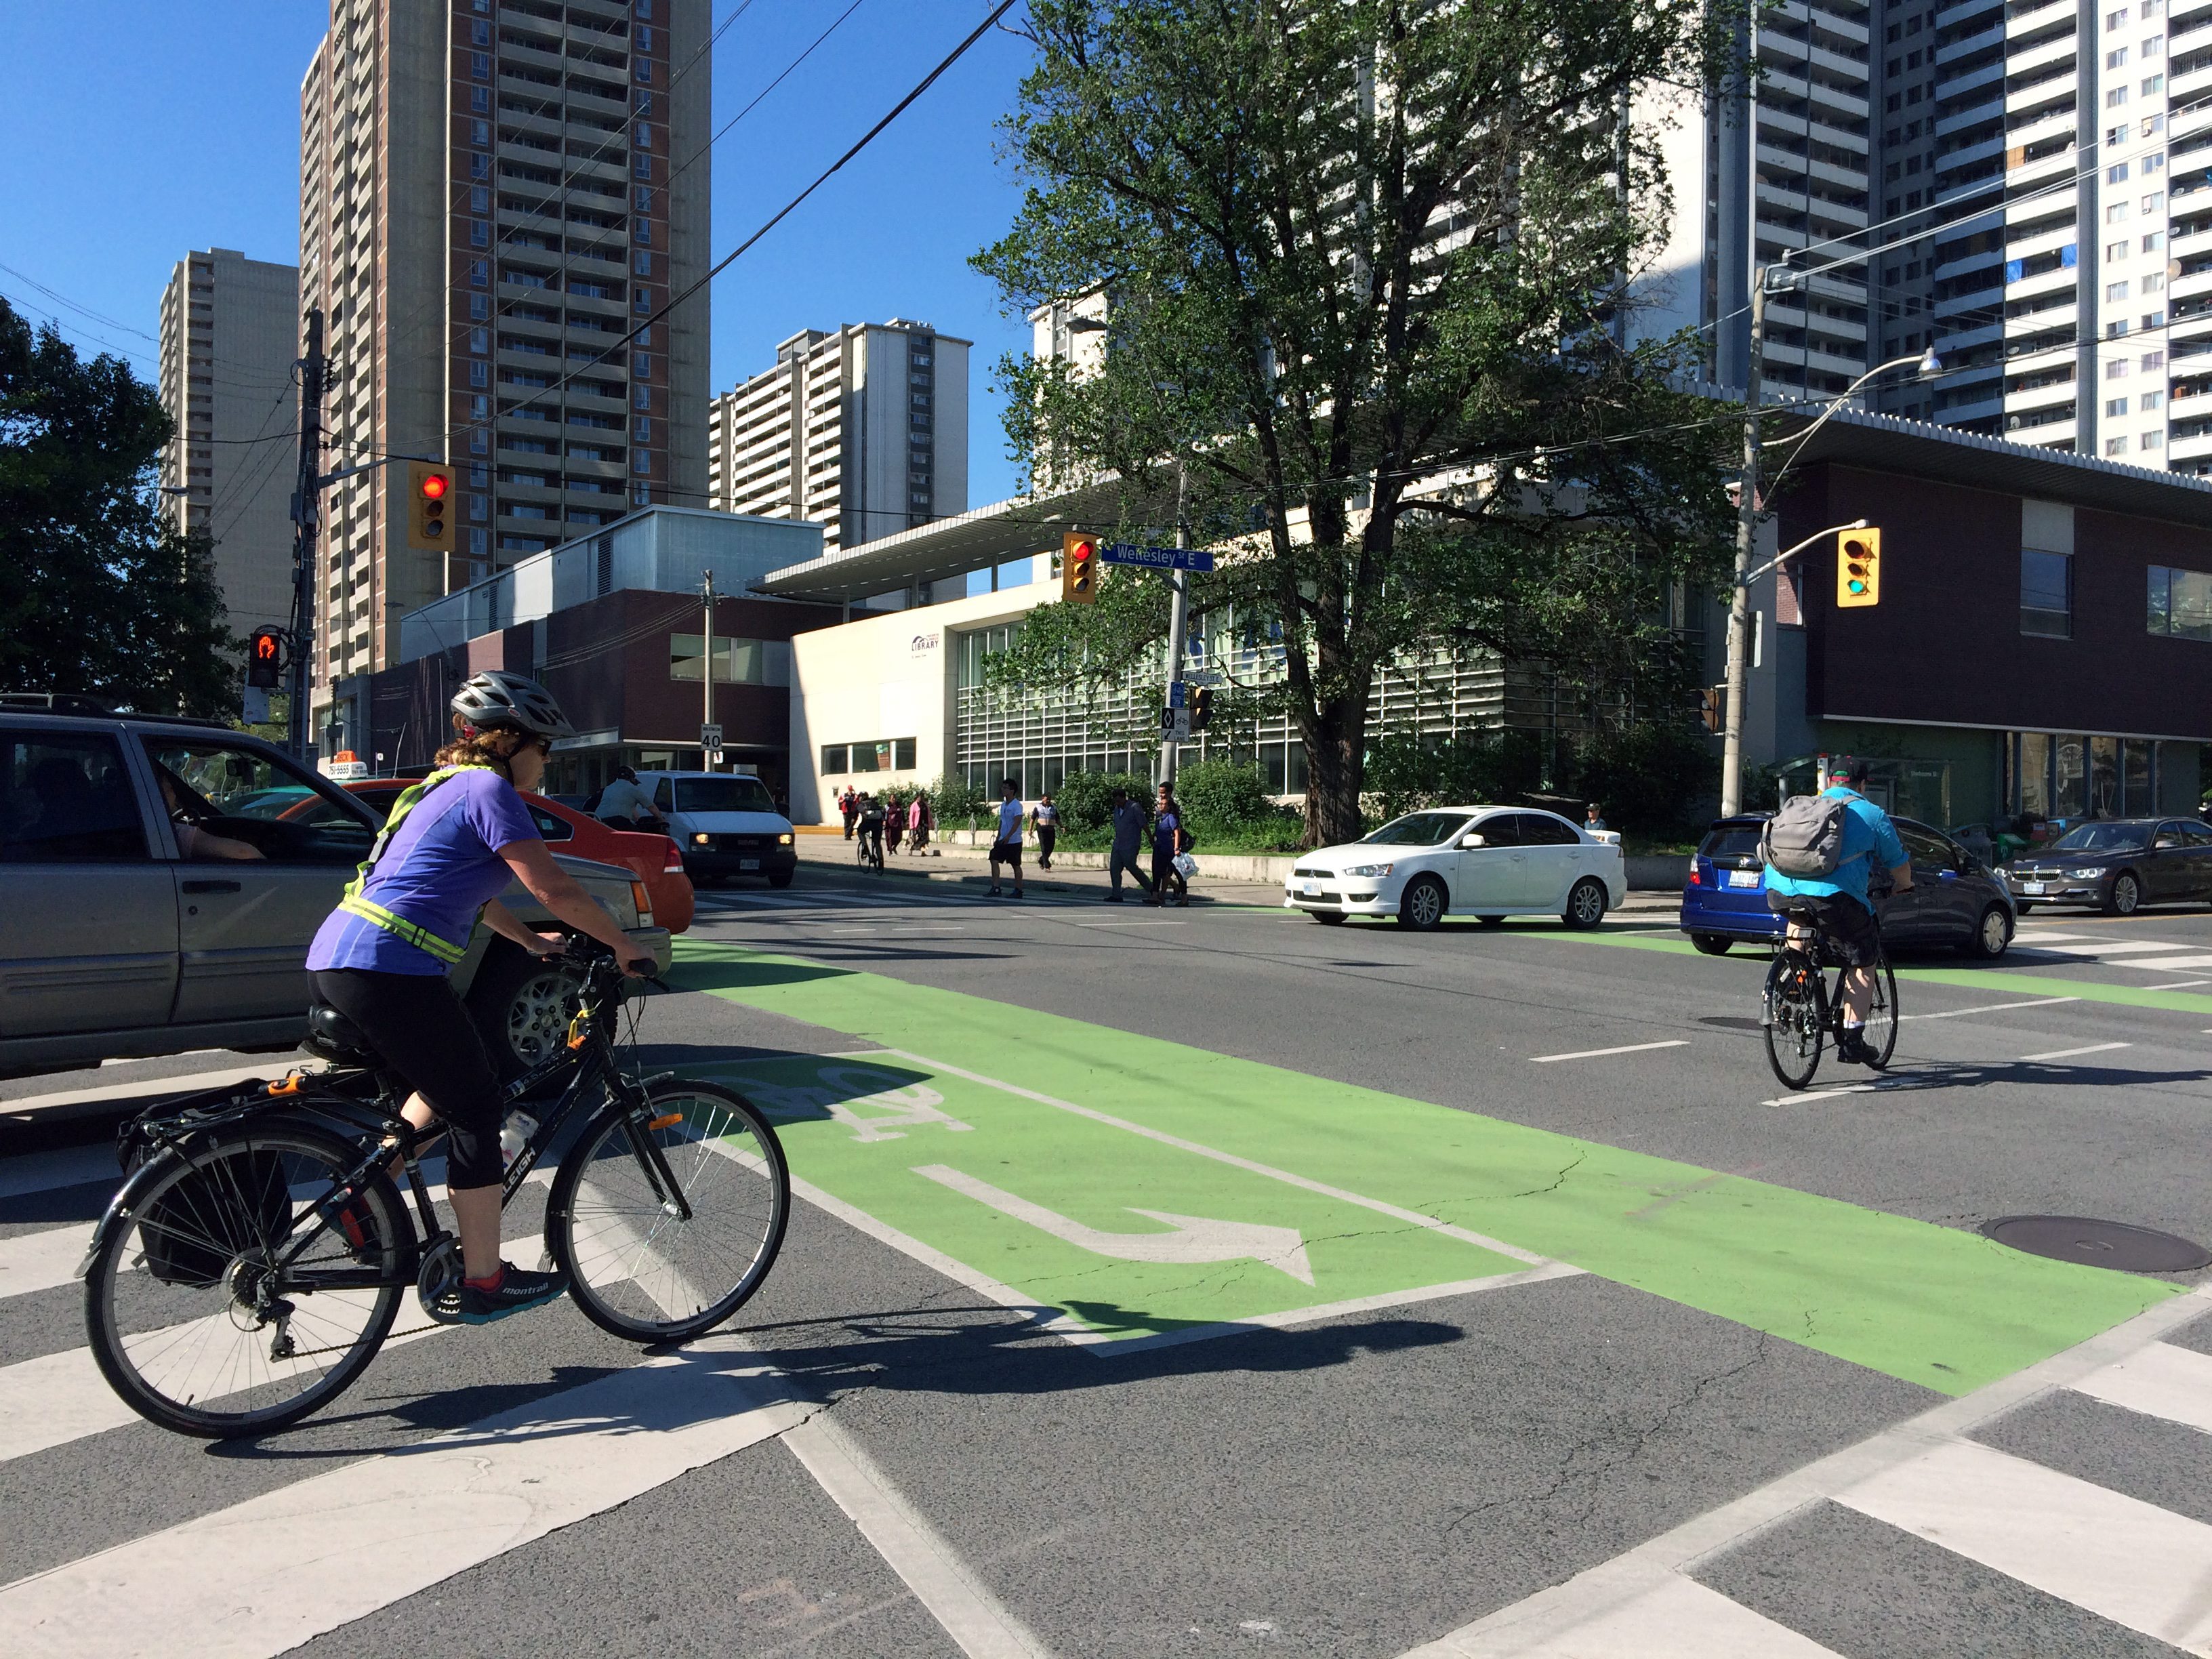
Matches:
[344,779,695,935]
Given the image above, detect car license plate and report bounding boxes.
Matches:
[740,858,760,870]
[2021,880,2044,895]
[1300,880,1320,897]
[1727,869,1760,888]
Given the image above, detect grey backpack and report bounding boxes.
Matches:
[1760,793,1851,878]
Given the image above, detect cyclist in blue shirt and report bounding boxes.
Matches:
[1764,757,1912,1063]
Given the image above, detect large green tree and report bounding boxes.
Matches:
[0,298,237,718]
[975,0,1745,844]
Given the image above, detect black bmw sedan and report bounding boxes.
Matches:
[2003,817,2212,916]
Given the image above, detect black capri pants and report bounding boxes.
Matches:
[310,967,506,1189]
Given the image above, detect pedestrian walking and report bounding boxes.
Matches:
[885,789,906,856]
[1148,783,1189,906]
[987,777,1025,899]
[840,787,857,840]
[907,792,930,854]
[1029,792,1060,869]
[1584,802,1607,834]
[1104,786,1151,902]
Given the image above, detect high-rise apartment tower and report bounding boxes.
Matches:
[1642,0,2212,472]
[156,248,303,639]
[707,321,969,557]
[298,0,710,725]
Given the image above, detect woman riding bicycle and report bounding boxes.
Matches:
[303,671,654,1325]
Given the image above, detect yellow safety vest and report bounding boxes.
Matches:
[335,764,497,966]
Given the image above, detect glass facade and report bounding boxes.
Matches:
[2004,731,2166,819]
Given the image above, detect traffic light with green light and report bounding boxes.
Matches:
[1837,527,1881,608]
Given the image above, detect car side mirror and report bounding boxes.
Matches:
[1459,834,1486,848]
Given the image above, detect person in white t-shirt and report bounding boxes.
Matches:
[988,779,1025,900]
[596,767,664,832]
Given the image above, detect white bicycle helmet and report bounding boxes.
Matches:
[450,670,575,739]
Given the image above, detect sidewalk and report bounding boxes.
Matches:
[794,837,1681,914]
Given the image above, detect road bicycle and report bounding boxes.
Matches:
[1762,909,1900,1090]
[81,939,789,1439]
[856,821,885,871]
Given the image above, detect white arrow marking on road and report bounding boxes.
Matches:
[912,1164,1315,1285]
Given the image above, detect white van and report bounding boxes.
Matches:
[634,770,796,887]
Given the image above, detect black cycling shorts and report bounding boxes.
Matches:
[1768,890,1880,967]
[310,968,505,1189]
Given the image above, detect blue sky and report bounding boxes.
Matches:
[0,0,1037,505]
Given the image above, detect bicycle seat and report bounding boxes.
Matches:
[302,1004,377,1066]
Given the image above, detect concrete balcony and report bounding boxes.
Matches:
[2171,59,2212,103]
[2166,427,2212,459]
[2007,373,2079,413]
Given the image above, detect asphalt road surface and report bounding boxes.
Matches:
[3,863,2210,1658]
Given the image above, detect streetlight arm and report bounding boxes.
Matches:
[316,453,434,489]
[1739,518,1869,588]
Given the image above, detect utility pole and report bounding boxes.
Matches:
[285,307,327,762]
[1719,276,1763,818]
[700,567,715,773]
[1157,462,1191,787]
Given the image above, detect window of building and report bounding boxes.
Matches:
[2109,359,2131,378]
[471,18,490,45]
[2108,396,2130,415]
[2144,113,2165,135]
[634,153,652,180]
[2110,46,2130,64]
[2145,191,2165,213]
[632,351,651,377]
[669,634,767,684]
[2144,429,2165,449]
[470,259,489,288]
[633,385,650,410]
[470,293,489,321]
[2108,239,2129,262]
[634,121,652,148]
[469,491,488,519]
[2108,434,2131,454]
[2144,350,2166,369]
[2144,30,2165,51]
[634,90,653,115]
[2150,566,2212,638]
[2023,549,2074,635]
[2145,151,2166,171]
[633,415,651,441]
[2110,87,2130,106]
[2144,73,2165,92]
[2111,162,2131,182]
[2143,389,2165,409]
[470,428,489,454]
[817,737,918,775]
[472,119,491,146]
[633,251,653,275]
[638,24,654,49]
[634,451,650,473]
[2110,280,2131,301]
[2144,231,2165,252]
[471,152,490,180]
[2109,5,2129,25]
[636,56,653,81]
[470,220,489,247]
[471,52,490,80]
[634,288,653,312]
[469,361,489,388]
[2146,310,2166,327]
[2110,201,2130,222]
[472,87,490,113]
[2144,272,2166,293]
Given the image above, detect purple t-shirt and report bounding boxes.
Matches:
[306,770,540,975]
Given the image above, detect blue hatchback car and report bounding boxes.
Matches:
[1680,813,2017,960]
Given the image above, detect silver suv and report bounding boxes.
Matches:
[0,699,672,1081]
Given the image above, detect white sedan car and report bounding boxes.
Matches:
[1284,805,1626,930]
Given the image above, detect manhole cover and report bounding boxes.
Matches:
[1698,1015,1765,1031]
[1982,1215,2212,1273]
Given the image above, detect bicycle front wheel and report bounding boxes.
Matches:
[1763,949,1827,1090]
[84,1121,411,1438]
[1862,954,1900,1069]
[547,1078,790,1343]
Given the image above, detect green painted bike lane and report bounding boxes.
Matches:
[670,940,2175,1394]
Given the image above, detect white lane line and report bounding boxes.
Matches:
[1406,1572,1843,1658]
[1397,1286,2212,1658]
[2020,1041,2131,1063]
[0,1225,95,1302]
[2015,939,2195,958]
[1898,995,2081,1021]
[826,926,966,934]
[0,1063,306,1119]
[860,1048,1557,1270]
[1759,1083,1883,1108]
[1076,919,1187,928]
[0,1338,811,1659]
[1529,1040,1689,1065]
[2070,1340,2212,1435]
[784,1415,1057,1658]
[1836,1439,2212,1654]
[2115,953,2212,972]
[2142,978,2212,990]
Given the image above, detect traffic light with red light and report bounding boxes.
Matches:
[1837,527,1881,608]
[1061,532,1098,604]
[247,626,285,691]
[407,460,454,552]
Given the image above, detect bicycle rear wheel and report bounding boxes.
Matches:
[546,1078,790,1343]
[1862,954,1900,1069]
[84,1120,411,1438]
[1763,949,1827,1090]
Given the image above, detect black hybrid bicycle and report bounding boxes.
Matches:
[81,939,789,1439]
[1763,906,1900,1090]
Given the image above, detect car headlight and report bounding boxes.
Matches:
[777,832,794,844]
[1343,862,1393,878]
[693,832,710,845]
[2068,867,2105,880]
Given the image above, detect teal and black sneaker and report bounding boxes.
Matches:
[427,1261,569,1326]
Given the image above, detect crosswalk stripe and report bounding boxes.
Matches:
[2070,1339,2212,1436]
[2016,939,2192,958]
[1408,1572,1843,1658]
[0,1225,91,1302]
[0,1336,809,1658]
[1835,1439,2212,1653]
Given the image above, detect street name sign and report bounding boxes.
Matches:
[1101,541,1216,573]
